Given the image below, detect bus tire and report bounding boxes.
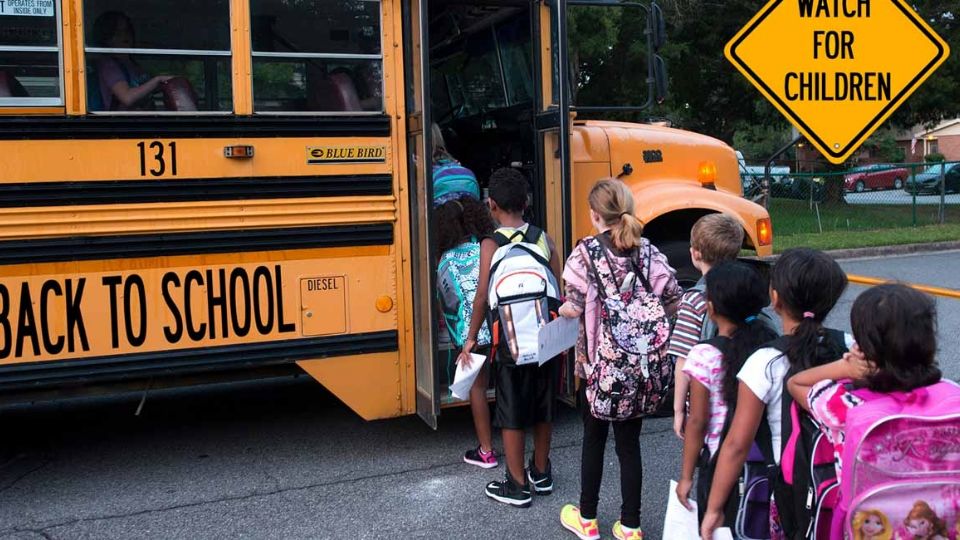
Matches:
[657,239,701,290]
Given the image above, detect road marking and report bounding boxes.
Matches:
[847,273,960,299]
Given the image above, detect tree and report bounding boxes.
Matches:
[861,131,906,163]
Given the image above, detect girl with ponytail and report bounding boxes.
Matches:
[701,248,849,540]
[674,261,779,526]
[559,178,682,540]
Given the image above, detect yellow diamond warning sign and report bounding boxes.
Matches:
[725,0,949,164]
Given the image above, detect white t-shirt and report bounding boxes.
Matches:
[736,333,854,462]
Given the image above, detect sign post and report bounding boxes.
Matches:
[725,0,949,164]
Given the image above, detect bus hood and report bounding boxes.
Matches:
[573,120,743,196]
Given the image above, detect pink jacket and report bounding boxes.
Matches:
[563,235,682,379]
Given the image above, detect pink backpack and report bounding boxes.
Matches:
[832,379,960,540]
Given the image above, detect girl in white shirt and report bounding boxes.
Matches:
[701,248,849,540]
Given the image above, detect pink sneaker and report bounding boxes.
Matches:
[463,446,498,468]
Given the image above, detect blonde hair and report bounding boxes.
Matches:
[852,509,892,540]
[690,213,744,264]
[588,178,643,251]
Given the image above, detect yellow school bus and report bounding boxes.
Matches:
[0,0,771,426]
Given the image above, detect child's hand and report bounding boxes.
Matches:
[458,339,476,367]
[675,478,694,511]
[843,344,872,379]
[700,509,724,540]
[559,301,581,319]
[673,410,686,440]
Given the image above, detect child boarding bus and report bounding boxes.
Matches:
[0,0,772,427]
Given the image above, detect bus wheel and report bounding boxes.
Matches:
[657,240,701,290]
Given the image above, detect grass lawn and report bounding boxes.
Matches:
[769,199,960,253]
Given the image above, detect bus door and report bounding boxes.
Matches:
[534,0,576,400]
[403,0,441,428]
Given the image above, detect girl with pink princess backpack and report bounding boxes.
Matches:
[787,284,960,540]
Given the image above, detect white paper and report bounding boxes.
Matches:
[449,353,486,400]
[714,528,734,540]
[663,480,699,539]
[537,316,579,365]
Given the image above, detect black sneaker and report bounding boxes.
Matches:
[527,457,554,495]
[485,473,532,508]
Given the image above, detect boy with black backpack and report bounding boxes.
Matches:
[460,167,562,508]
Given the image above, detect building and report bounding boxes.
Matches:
[896,118,960,163]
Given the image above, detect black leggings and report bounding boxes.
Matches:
[578,387,644,529]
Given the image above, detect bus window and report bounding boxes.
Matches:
[83,1,232,113]
[250,0,383,113]
[496,17,533,106]
[0,1,62,106]
[567,4,649,115]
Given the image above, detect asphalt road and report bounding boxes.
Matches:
[1,251,958,540]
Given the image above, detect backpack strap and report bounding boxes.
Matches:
[582,236,619,301]
[521,224,543,245]
[493,230,516,247]
[633,241,654,293]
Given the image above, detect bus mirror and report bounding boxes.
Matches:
[653,55,668,103]
[650,2,666,50]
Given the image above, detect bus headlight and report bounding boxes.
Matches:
[757,218,772,246]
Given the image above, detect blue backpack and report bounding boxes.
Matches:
[436,238,490,348]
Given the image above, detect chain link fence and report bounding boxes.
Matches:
[739,159,960,248]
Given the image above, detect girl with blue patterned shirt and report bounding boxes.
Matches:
[433,125,499,468]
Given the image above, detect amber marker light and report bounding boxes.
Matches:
[757,218,772,246]
[376,295,394,313]
[224,145,255,158]
[698,161,718,185]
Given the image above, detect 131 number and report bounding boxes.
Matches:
[137,141,178,177]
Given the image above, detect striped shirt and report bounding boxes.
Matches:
[666,289,708,360]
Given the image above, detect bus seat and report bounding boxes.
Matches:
[161,77,200,111]
[0,71,29,98]
[309,72,362,112]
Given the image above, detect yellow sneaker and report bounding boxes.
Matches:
[560,504,600,540]
[612,521,644,540]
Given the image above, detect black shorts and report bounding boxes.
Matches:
[493,358,558,430]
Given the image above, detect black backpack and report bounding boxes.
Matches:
[768,329,848,540]
[695,336,776,539]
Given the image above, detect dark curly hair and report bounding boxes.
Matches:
[435,196,495,254]
[487,168,529,213]
[852,284,940,392]
[705,261,779,407]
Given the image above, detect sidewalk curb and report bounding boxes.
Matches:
[824,240,960,261]
[752,240,960,262]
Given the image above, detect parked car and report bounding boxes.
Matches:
[905,162,960,194]
[772,175,826,201]
[903,163,960,193]
[844,163,909,192]
[737,150,789,186]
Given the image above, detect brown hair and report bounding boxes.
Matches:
[905,501,948,537]
[588,178,643,251]
[690,213,744,264]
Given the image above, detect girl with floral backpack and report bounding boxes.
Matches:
[558,178,682,540]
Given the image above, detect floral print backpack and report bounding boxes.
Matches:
[582,236,672,421]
